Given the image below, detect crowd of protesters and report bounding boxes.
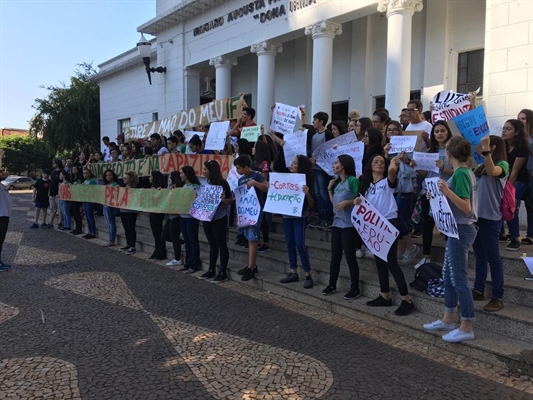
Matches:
[3,96,533,344]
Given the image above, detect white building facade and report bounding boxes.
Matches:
[95,0,533,138]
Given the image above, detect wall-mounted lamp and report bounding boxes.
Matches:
[137,34,166,85]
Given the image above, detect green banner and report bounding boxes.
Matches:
[58,184,196,214]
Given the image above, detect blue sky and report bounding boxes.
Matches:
[0,0,155,129]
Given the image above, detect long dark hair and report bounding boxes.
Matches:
[70,165,83,183]
[102,169,119,185]
[150,170,166,189]
[429,120,453,153]
[504,119,530,154]
[254,140,271,167]
[181,166,200,185]
[334,155,356,187]
[257,134,278,162]
[519,109,533,139]
[237,138,253,156]
[488,135,507,164]
[331,120,347,136]
[359,154,390,195]
[365,128,383,155]
[170,171,184,188]
[204,160,224,186]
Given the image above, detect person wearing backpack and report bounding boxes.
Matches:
[471,135,509,312]
[423,136,478,343]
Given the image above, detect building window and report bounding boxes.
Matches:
[457,49,484,95]
[374,91,421,112]
[152,112,158,122]
[332,101,349,123]
[118,118,130,136]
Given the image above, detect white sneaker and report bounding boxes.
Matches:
[423,320,455,332]
[166,259,183,266]
[400,245,419,265]
[413,257,430,270]
[442,328,475,343]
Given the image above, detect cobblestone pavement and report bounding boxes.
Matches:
[0,193,532,399]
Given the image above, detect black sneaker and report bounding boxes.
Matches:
[303,276,313,289]
[366,295,392,307]
[506,239,521,251]
[280,273,299,283]
[235,235,245,246]
[237,265,258,275]
[411,230,423,238]
[257,244,271,253]
[316,220,330,230]
[83,234,96,240]
[309,218,323,229]
[70,230,83,235]
[472,289,485,301]
[322,286,336,296]
[394,300,415,316]
[499,234,509,242]
[120,245,130,250]
[344,288,361,300]
[212,273,228,283]
[243,241,249,249]
[241,268,255,281]
[199,271,216,279]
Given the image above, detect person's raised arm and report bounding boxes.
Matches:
[479,135,503,177]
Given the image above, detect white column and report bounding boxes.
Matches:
[251,41,283,128]
[209,56,237,100]
[183,67,200,109]
[378,0,423,116]
[305,20,342,119]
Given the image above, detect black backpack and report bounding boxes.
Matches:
[409,263,443,292]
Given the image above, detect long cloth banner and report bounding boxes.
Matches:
[88,153,234,179]
[126,95,244,139]
[58,184,196,214]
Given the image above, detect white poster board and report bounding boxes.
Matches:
[389,136,417,154]
[264,173,306,217]
[234,184,260,227]
[270,103,299,136]
[431,90,472,124]
[332,141,365,177]
[184,130,204,143]
[190,184,223,221]
[226,166,242,192]
[283,129,308,168]
[204,121,230,151]
[351,195,399,262]
[413,151,440,173]
[241,126,261,142]
[425,177,459,239]
[312,132,358,175]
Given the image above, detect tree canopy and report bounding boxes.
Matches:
[0,135,51,176]
[29,62,100,154]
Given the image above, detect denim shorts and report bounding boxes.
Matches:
[243,212,263,242]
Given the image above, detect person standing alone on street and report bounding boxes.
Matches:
[0,150,13,271]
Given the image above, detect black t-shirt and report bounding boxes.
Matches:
[508,146,529,183]
[34,178,51,202]
[49,169,61,196]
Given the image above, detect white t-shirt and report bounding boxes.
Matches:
[103,146,112,162]
[157,146,170,156]
[364,178,398,220]
[405,121,432,135]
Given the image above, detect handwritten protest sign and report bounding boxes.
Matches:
[226,166,242,192]
[431,90,472,124]
[425,177,459,239]
[204,121,230,151]
[126,95,243,139]
[413,151,439,173]
[333,141,365,177]
[241,126,261,142]
[58,184,196,214]
[389,135,418,154]
[190,184,223,221]
[264,173,306,217]
[448,104,490,165]
[234,185,261,227]
[351,196,399,261]
[270,103,299,136]
[88,153,234,179]
[184,130,204,143]
[283,129,308,168]
[312,132,357,175]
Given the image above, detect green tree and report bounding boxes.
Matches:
[0,135,51,176]
[29,62,100,154]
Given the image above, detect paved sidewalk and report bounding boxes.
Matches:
[0,193,532,399]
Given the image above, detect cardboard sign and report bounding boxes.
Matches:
[312,132,358,175]
[126,95,243,139]
[448,105,490,165]
[189,184,223,221]
[389,135,417,154]
[351,195,399,262]
[283,129,308,168]
[241,126,261,142]
[264,173,306,217]
[88,153,234,179]
[431,90,472,124]
[413,151,440,173]
[234,185,260,227]
[425,177,459,239]
[58,184,196,214]
[204,121,230,151]
[333,141,365,177]
[226,166,242,192]
[270,103,299,136]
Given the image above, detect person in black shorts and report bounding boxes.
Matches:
[30,169,51,229]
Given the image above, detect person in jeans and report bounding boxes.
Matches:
[101,169,119,247]
[0,151,13,271]
[120,171,140,254]
[355,154,414,316]
[165,171,184,266]
[423,136,478,342]
[200,160,233,283]
[179,166,201,273]
[321,155,361,299]
[279,155,315,289]
[472,135,508,312]
[307,112,333,229]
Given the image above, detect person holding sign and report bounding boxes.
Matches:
[148,171,168,261]
[423,136,478,342]
[279,155,315,288]
[321,155,361,299]
[472,135,508,312]
[355,154,414,316]
[179,167,202,273]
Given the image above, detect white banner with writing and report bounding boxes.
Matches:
[431,90,472,124]
[332,141,365,177]
[312,132,358,175]
[241,126,261,142]
[270,103,300,136]
[389,135,417,154]
[226,166,242,192]
[234,185,261,227]
[190,184,223,222]
[283,129,308,168]
[264,173,306,217]
[425,177,459,239]
[204,121,230,151]
[413,151,440,173]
